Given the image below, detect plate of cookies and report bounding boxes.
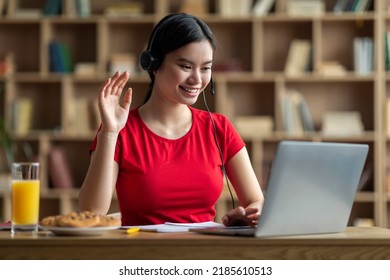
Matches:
[39,211,121,236]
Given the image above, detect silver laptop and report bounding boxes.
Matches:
[192,140,369,237]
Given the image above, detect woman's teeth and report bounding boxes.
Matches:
[181,86,198,93]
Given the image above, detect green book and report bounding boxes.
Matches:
[59,43,73,73]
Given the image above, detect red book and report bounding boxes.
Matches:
[48,147,76,189]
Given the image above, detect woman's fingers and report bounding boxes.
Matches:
[98,78,111,98]
[223,206,260,227]
[103,72,120,97]
[98,72,130,103]
[122,88,133,111]
[245,207,259,216]
[111,72,129,96]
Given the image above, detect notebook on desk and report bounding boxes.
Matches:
[191,141,369,238]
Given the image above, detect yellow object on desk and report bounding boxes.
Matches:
[126,228,140,234]
[12,180,40,225]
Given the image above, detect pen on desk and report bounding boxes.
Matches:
[126,228,140,234]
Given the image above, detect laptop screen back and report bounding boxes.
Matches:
[255,141,368,237]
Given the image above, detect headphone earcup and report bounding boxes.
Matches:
[140,50,157,71]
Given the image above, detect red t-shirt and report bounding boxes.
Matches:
[90,106,245,225]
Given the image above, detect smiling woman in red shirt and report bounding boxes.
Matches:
[79,13,264,227]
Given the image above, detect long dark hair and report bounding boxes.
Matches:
[142,13,217,103]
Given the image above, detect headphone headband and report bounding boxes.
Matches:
[140,14,185,71]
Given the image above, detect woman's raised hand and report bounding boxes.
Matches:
[98,71,132,134]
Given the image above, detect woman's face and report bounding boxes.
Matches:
[153,40,213,106]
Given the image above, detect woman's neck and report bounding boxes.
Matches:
[139,99,193,139]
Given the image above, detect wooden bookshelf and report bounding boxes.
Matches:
[0,0,389,226]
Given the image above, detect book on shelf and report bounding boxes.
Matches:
[43,0,62,16]
[346,0,359,11]
[104,2,143,17]
[322,111,364,136]
[354,0,372,12]
[0,0,6,18]
[4,0,43,18]
[286,0,325,17]
[109,53,136,75]
[234,115,273,138]
[49,41,73,73]
[252,0,275,16]
[48,146,76,189]
[74,62,96,76]
[66,98,99,135]
[12,98,33,135]
[385,32,390,72]
[295,91,315,132]
[284,39,311,76]
[333,0,350,13]
[333,0,372,13]
[386,98,390,137]
[65,0,90,17]
[387,166,390,192]
[0,52,14,75]
[353,37,373,75]
[316,61,347,76]
[277,88,314,135]
[76,0,91,17]
[353,218,374,227]
[218,0,252,17]
[14,9,41,19]
[178,0,208,15]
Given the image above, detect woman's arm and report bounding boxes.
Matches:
[79,71,132,214]
[223,147,264,226]
[78,132,119,214]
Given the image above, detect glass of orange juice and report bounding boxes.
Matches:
[11,162,40,235]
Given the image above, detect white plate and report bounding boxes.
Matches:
[39,225,120,236]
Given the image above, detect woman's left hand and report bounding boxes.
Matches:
[222,206,260,227]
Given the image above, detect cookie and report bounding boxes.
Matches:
[97,215,121,227]
[57,211,100,227]
[40,215,61,227]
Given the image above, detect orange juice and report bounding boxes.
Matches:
[12,180,40,225]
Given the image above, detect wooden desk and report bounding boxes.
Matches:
[1,227,390,260]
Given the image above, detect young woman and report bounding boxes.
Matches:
[79,13,264,226]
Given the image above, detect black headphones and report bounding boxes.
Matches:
[140,14,182,72]
[140,14,215,95]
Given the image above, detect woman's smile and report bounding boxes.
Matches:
[179,85,201,97]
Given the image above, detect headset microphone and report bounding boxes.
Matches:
[210,77,215,95]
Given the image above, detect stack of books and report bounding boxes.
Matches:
[353,37,373,75]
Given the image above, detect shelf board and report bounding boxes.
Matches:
[213,72,376,82]
[256,12,375,22]
[11,131,96,141]
[242,131,376,142]
[355,192,375,202]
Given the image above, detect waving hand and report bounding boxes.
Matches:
[98,71,132,134]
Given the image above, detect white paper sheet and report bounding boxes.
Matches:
[121,221,224,233]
